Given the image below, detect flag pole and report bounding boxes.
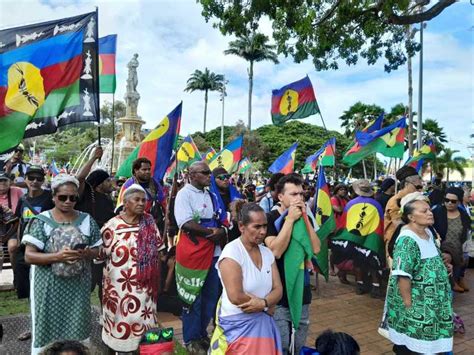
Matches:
[110,94,115,174]
[94,7,102,148]
[373,154,377,181]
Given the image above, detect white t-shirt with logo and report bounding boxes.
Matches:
[217,238,275,317]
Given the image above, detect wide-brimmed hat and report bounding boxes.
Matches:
[352,179,373,197]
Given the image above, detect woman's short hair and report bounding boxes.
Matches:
[123,184,146,202]
[40,340,90,355]
[51,174,79,195]
[400,191,430,224]
[315,329,360,355]
[231,200,265,225]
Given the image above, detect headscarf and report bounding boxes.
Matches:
[380,178,395,192]
[86,169,110,188]
[400,191,429,213]
[51,174,79,192]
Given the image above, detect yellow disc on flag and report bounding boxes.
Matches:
[346,203,379,237]
[381,128,400,147]
[279,89,299,115]
[5,62,45,116]
[178,142,194,162]
[98,55,103,75]
[206,151,215,161]
[315,189,332,226]
[210,149,233,171]
[144,116,169,142]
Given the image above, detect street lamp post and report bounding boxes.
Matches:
[220,79,228,151]
[417,21,424,149]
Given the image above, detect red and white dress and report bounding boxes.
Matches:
[101,215,164,352]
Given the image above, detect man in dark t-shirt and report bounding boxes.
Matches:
[264,173,320,355]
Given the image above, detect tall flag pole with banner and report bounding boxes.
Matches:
[116,102,182,180]
[312,166,336,281]
[271,76,319,125]
[98,34,117,93]
[208,136,243,173]
[268,142,298,174]
[0,11,100,154]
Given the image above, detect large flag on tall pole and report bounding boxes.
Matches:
[116,102,182,180]
[268,142,298,174]
[0,12,100,151]
[208,136,243,173]
[98,34,117,93]
[312,166,336,281]
[271,76,319,125]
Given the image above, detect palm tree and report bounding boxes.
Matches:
[434,148,467,183]
[413,118,447,152]
[184,68,224,133]
[224,32,279,130]
[338,102,385,137]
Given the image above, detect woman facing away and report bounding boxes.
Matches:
[101,184,165,354]
[23,174,101,354]
[210,201,283,354]
[387,192,453,355]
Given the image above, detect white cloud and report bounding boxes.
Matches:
[1,0,472,159]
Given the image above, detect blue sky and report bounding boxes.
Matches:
[1,0,473,159]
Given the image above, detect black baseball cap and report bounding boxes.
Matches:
[25,165,45,176]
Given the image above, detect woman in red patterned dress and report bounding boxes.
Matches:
[101,184,165,353]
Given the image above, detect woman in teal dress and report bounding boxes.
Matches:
[387,192,453,354]
[23,175,101,354]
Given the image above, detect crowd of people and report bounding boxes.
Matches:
[0,144,472,355]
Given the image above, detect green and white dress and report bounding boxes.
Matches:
[387,228,453,354]
[22,211,101,354]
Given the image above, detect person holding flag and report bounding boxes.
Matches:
[264,173,320,355]
[174,161,229,354]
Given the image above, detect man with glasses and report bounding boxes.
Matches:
[174,161,228,354]
[12,166,53,341]
[384,166,423,251]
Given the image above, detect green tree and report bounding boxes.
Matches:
[184,68,224,133]
[414,118,447,152]
[224,32,279,130]
[200,0,455,72]
[339,102,385,137]
[100,100,126,139]
[434,148,467,183]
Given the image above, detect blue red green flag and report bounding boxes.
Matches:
[271,76,320,125]
[98,34,117,93]
[312,166,336,281]
[0,12,100,152]
[208,136,243,173]
[302,137,336,173]
[204,147,217,162]
[268,142,298,174]
[116,102,182,180]
[405,139,436,172]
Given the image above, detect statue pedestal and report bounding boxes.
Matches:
[113,115,145,173]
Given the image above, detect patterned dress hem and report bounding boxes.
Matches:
[389,326,452,353]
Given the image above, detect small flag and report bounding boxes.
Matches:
[0,12,100,153]
[50,160,60,177]
[237,157,252,174]
[271,76,320,125]
[177,135,202,171]
[98,35,117,93]
[302,138,336,173]
[313,166,336,281]
[204,147,217,162]
[116,103,182,180]
[208,136,243,173]
[268,142,298,174]
[405,139,436,172]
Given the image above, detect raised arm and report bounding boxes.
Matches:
[76,147,103,195]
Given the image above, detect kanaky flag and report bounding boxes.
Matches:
[302,137,336,173]
[271,76,319,125]
[208,136,243,173]
[342,113,385,166]
[268,142,298,174]
[332,196,385,270]
[0,12,100,153]
[405,139,436,172]
[313,166,336,281]
[116,102,182,180]
[177,135,202,171]
[98,34,117,93]
[237,157,252,174]
[204,147,217,162]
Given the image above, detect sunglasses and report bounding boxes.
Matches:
[196,170,211,175]
[216,174,230,180]
[56,194,79,202]
[27,175,44,182]
[411,182,423,190]
[14,149,24,153]
[444,198,458,204]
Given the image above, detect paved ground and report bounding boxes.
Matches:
[1,269,473,354]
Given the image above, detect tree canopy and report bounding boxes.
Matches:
[199,0,456,72]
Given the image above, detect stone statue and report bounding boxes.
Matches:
[124,53,140,118]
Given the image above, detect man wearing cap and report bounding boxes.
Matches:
[384,166,423,248]
[11,165,53,341]
[4,144,29,189]
[75,147,115,303]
